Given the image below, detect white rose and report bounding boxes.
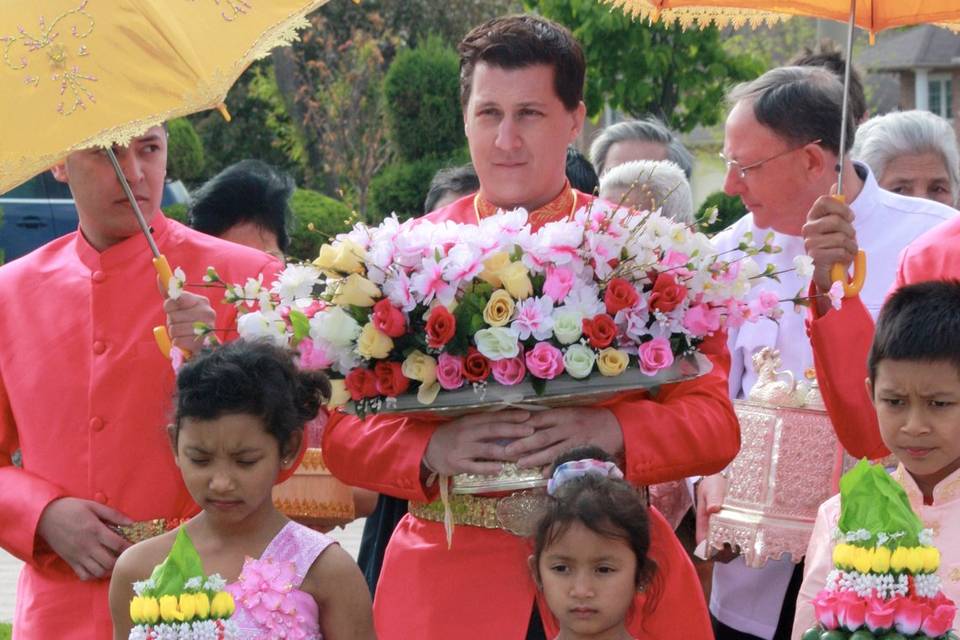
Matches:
[474,326,521,361]
[552,309,584,345]
[563,343,596,379]
[309,306,361,348]
[237,311,287,347]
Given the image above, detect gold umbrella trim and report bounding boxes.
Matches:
[0,1,323,190]
[603,1,960,32]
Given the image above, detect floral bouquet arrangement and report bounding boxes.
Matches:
[128,528,238,640]
[200,201,781,418]
[802,460,957,640]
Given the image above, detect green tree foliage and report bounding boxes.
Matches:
[190,61,307,186]
[383,37,464,162]
[287,188,356,261]
[530,0,764,132]
[161,202,189,225]
[368,153,471,224]
[696,190,748,235]
[166,119,205,184]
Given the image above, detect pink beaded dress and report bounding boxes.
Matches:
[226,521,336,639]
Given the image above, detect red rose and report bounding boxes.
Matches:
[372,299,407,338]
[649,272,687,313]
[344,367,378,401]
[425,306,456,349]
[582,314,617,349]
[463,347,492,383]
[604,277,640,314]
[374,361,410,398]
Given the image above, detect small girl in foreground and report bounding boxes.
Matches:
[109,340,375,640]
[530,446,658,640]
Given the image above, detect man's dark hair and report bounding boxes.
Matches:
[423,164,480,214]
[868,280,960,384]
[788,40,868,124]
[189,159,295,253]
[458,14,585,111]
[565,145,598,194]
[728,66,855,156]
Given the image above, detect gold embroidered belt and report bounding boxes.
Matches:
[409,489,550,537]
[111,518,188,544]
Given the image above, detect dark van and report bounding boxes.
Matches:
[0,173,188,263]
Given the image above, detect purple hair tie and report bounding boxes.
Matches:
[547,458,624,495]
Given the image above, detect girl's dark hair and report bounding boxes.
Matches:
[172,339,330,451]
[532,446,657,605]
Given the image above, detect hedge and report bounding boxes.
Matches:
[287,188,355,261]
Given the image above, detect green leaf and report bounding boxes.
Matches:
[146,528,204,597]
[531,377,547,397]
[289,309,311,343]
[837,460,924,547]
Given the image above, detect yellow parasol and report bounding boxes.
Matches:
[602,0,960,296]
[1,0,329,352]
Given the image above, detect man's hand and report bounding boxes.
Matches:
[802,193,859,313]
[423,410,533,476]
[37,497,133,581]
[695,474,738,563]
[502,407,623,469]
[163,290,216,353]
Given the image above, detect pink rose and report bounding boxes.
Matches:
[836,589,867,630]
[525,342,564,380]
[298,339,334,371]
[894,595,925,635]
[813,591,840,630]
[543,266,575,301]
[864,595,896,633]
[920,602,957,637]
[436,353,465,390]
[638,336,674,376]
[492,354,526,386]
[682,303,721,336]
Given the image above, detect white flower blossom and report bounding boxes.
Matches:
[167,267,186,301]
[792,254,815,279]
[272,264,321,308]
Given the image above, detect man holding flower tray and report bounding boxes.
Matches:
[321,15,741,639]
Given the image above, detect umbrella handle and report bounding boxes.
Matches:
[828,194,866,297]
[152,254,192,360]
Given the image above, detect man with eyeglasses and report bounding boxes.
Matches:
[698,66,955,640]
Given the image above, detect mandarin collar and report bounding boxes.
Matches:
[74,211,172,272]
[896,462,960,508]
[474,180,578,227]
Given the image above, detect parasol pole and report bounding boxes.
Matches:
[835,0,857,196]
[105,146,179,357]
[827,0,867,298]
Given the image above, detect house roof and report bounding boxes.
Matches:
[859,25,960,71]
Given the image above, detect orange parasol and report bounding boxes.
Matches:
[603,0,960,295]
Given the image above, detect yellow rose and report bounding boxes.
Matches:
[314,239,366,275]
[326,379,351,409]
[597,348,629,377]
[402,350,437,385]
[871,546,891,573]
[159,594,183,623]
[193,592,211,619]
[179,593,197,621]
[905,547,925,573]
[332,273,381,308]
[853,547,873,574]
[130,597,145,623]
[832,544,852,568]
[477,251,511,287]
[211,591,236,619]
[891,546,910,572]
[357,322,394,359]
[499,261,533,300]
[141,597,160,624]
[921,547,940,572]
[483,289,515,327]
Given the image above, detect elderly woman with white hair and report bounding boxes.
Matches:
[853,109,959,208]
[599,159,695,224]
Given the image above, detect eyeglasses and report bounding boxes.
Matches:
[719,139,822,180]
